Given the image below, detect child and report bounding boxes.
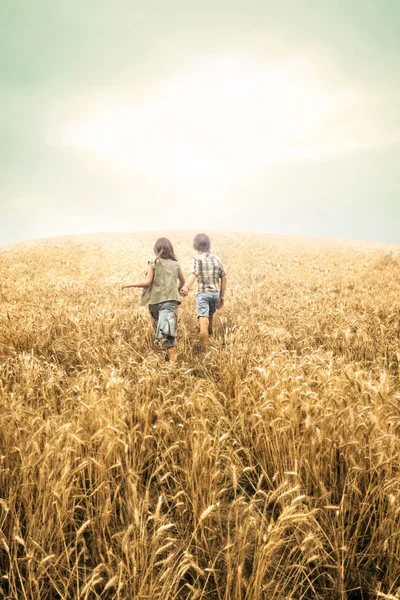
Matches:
[180,233,227,350]
[122,238,185,362]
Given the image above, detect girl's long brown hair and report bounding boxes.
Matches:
[154,238,178,262]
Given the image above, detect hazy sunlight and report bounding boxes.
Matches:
[62,55,358,178]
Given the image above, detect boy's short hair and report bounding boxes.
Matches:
[193,233,211,252]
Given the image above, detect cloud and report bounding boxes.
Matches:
[60,54,395,179]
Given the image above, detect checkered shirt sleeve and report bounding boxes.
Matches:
[189,256,199,276]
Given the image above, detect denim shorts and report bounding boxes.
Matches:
[149,301,179,348]
[196,292,219,317]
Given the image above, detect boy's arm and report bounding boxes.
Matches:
[180,272,197,296]
[180,257,198,296]
[217,275,227,308]
[178,267,185,291]
[122,266,154,289]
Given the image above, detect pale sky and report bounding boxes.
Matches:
[1,0,399,244]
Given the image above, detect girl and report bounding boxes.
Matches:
[122,238,185,362]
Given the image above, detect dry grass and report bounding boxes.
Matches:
[0,230,400,600]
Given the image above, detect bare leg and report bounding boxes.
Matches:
[208,313,214,336]
[199,316,210,350]
[167,346,177,363]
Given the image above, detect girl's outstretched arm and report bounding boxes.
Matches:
[122,266,154,289]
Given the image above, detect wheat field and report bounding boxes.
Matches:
[1,231,400,600]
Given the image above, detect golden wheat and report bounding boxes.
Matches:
[0,231,400,599]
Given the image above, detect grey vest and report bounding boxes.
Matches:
[140,258,181,306]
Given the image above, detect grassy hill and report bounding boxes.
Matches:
[1,231,400,600]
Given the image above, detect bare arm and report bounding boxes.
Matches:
[217,275,227,308]
[178,267,185,291]
[122,265,154,289]
[180,272,197,296]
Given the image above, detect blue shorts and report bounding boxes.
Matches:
[196,292,219,317]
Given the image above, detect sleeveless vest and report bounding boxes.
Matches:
[140,258,181,306]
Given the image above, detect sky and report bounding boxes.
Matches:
[1,0,399,245]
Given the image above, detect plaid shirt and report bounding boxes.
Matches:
[189,252,226,294]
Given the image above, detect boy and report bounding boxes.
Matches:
[180,233,227,350]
